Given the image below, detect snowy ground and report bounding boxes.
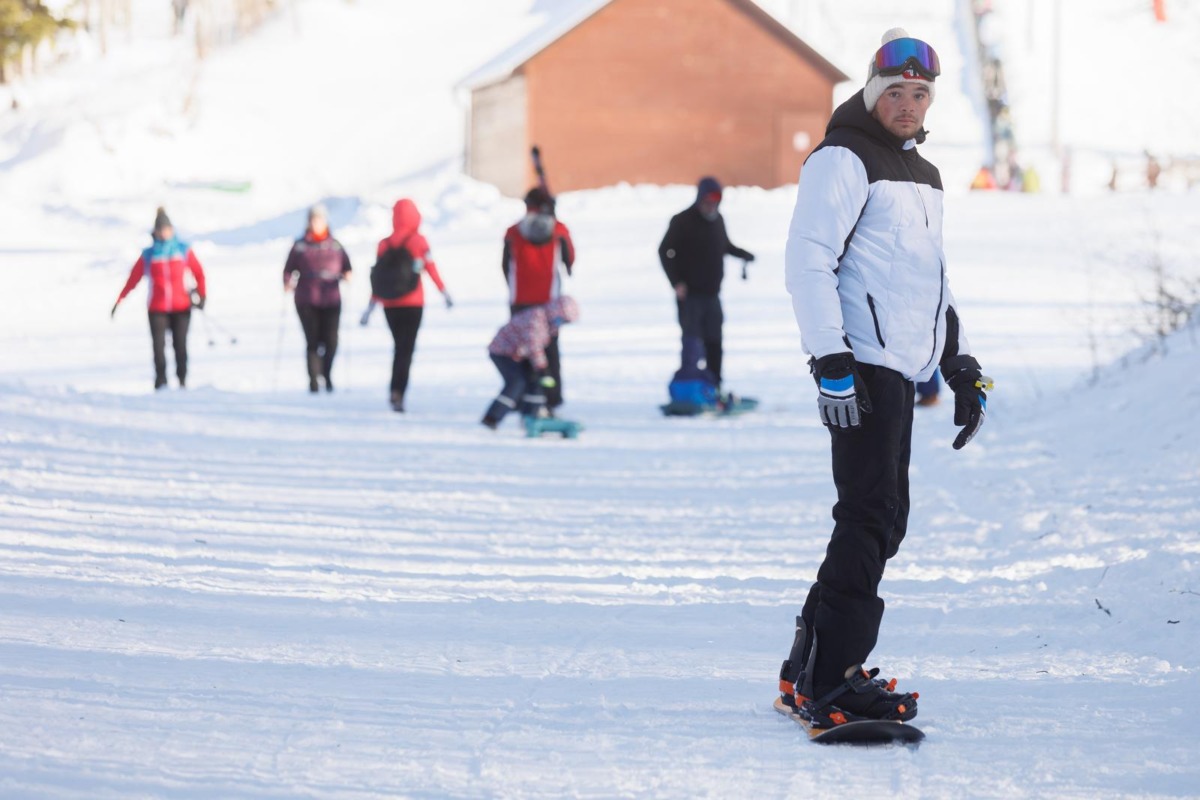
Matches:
[2,1,1200,798]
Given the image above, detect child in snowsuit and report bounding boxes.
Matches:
[111,207,207,390]
[482,295,580,429]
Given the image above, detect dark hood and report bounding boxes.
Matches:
[827,89,928,148]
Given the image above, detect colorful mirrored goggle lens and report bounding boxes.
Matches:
[871,38,940,80]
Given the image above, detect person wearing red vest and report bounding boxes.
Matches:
[111,208,207,390]
[369,199,452,413]
[502,187,575,410]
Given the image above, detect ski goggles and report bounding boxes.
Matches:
[870,38,940,81]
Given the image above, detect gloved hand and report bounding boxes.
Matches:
[110,300,120,319]
[812,352,872,429]
[190,289,205,310]
[443,291,454,310]
[743,252,756,262]
[196,295,206,311]
[941,355,992,450]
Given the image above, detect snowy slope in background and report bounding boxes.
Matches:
[1,0,1199,797]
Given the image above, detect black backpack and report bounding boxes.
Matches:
[370,244,419,299]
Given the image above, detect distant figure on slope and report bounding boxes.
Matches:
[658,176,754,389]
[368,198,453,413]
[503,186,575,412]
[778,29,991,729]
[283,203,351,393]
[111,207,207,390]
[915,371,940,407]
[481,295,579,430]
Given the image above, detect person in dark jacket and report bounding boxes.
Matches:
[111,207,207,390]
[503,186,575,411]
[283,203,351,392]
[658,177,754,387]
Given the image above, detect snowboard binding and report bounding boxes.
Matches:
[777,616,917,728]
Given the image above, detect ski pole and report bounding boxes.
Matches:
[272,291,288,391]
[200,310,238,345]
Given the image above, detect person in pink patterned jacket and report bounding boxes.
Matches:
[482,295,579,429]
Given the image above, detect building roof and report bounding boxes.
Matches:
[456,0,851,92]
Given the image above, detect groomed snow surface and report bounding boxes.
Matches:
[2,1,1199,797]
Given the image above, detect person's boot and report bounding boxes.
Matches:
[390,391,405,413]
[778,616,816,711]
[309,377,319,393]
[804,664,919,726]
[323,372,334,393]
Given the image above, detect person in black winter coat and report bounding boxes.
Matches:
[658,176,754,386]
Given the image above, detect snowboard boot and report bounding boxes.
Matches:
[803,664,919,727]
[778,616,817,711]
[390,391,405,413]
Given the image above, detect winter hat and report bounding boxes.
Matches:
[153,207,172,234]
[524,186,555,214]
[863,28,938,113]
[696,176,722,204]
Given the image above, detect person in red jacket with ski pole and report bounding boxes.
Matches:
[111,208,207,390]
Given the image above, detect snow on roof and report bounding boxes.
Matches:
[455,0,849,93]
[455,0,612,92]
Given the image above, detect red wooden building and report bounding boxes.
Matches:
[458,0,850,196]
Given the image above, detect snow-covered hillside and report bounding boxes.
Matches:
[1,1,1198,797]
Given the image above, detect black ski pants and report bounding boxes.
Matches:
[148,309,190,388]
[511,303,563,408]
[384,305,423,397]
[677,293,723,385]
[800,363,914,694]
[296,304,341,384]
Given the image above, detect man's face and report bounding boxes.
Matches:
[698,192,721,220]
[872,82,931,140]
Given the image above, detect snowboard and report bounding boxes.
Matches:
[524,415,583,439]
[773,697,924,746]
[660,395,758,417]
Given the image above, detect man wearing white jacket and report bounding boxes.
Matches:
[777,29,991,729]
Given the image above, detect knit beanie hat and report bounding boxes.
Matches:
[863,28,937,113]
[695,176,722,203]
[153,207,172,234]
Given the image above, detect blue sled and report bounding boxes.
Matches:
[524,415,584,439]
[660,395,759,418]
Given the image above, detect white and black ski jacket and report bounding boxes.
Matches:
[785,90,971,383]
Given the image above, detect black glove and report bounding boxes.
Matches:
[743,252,756,263]
[942,355,991,450]
[812,352,872,429]
[190,289,205,310]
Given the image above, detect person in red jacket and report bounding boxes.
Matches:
[502,186,575,411]
[368,198,452,413]
[111,208,207,390]
[283,203,352,393]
